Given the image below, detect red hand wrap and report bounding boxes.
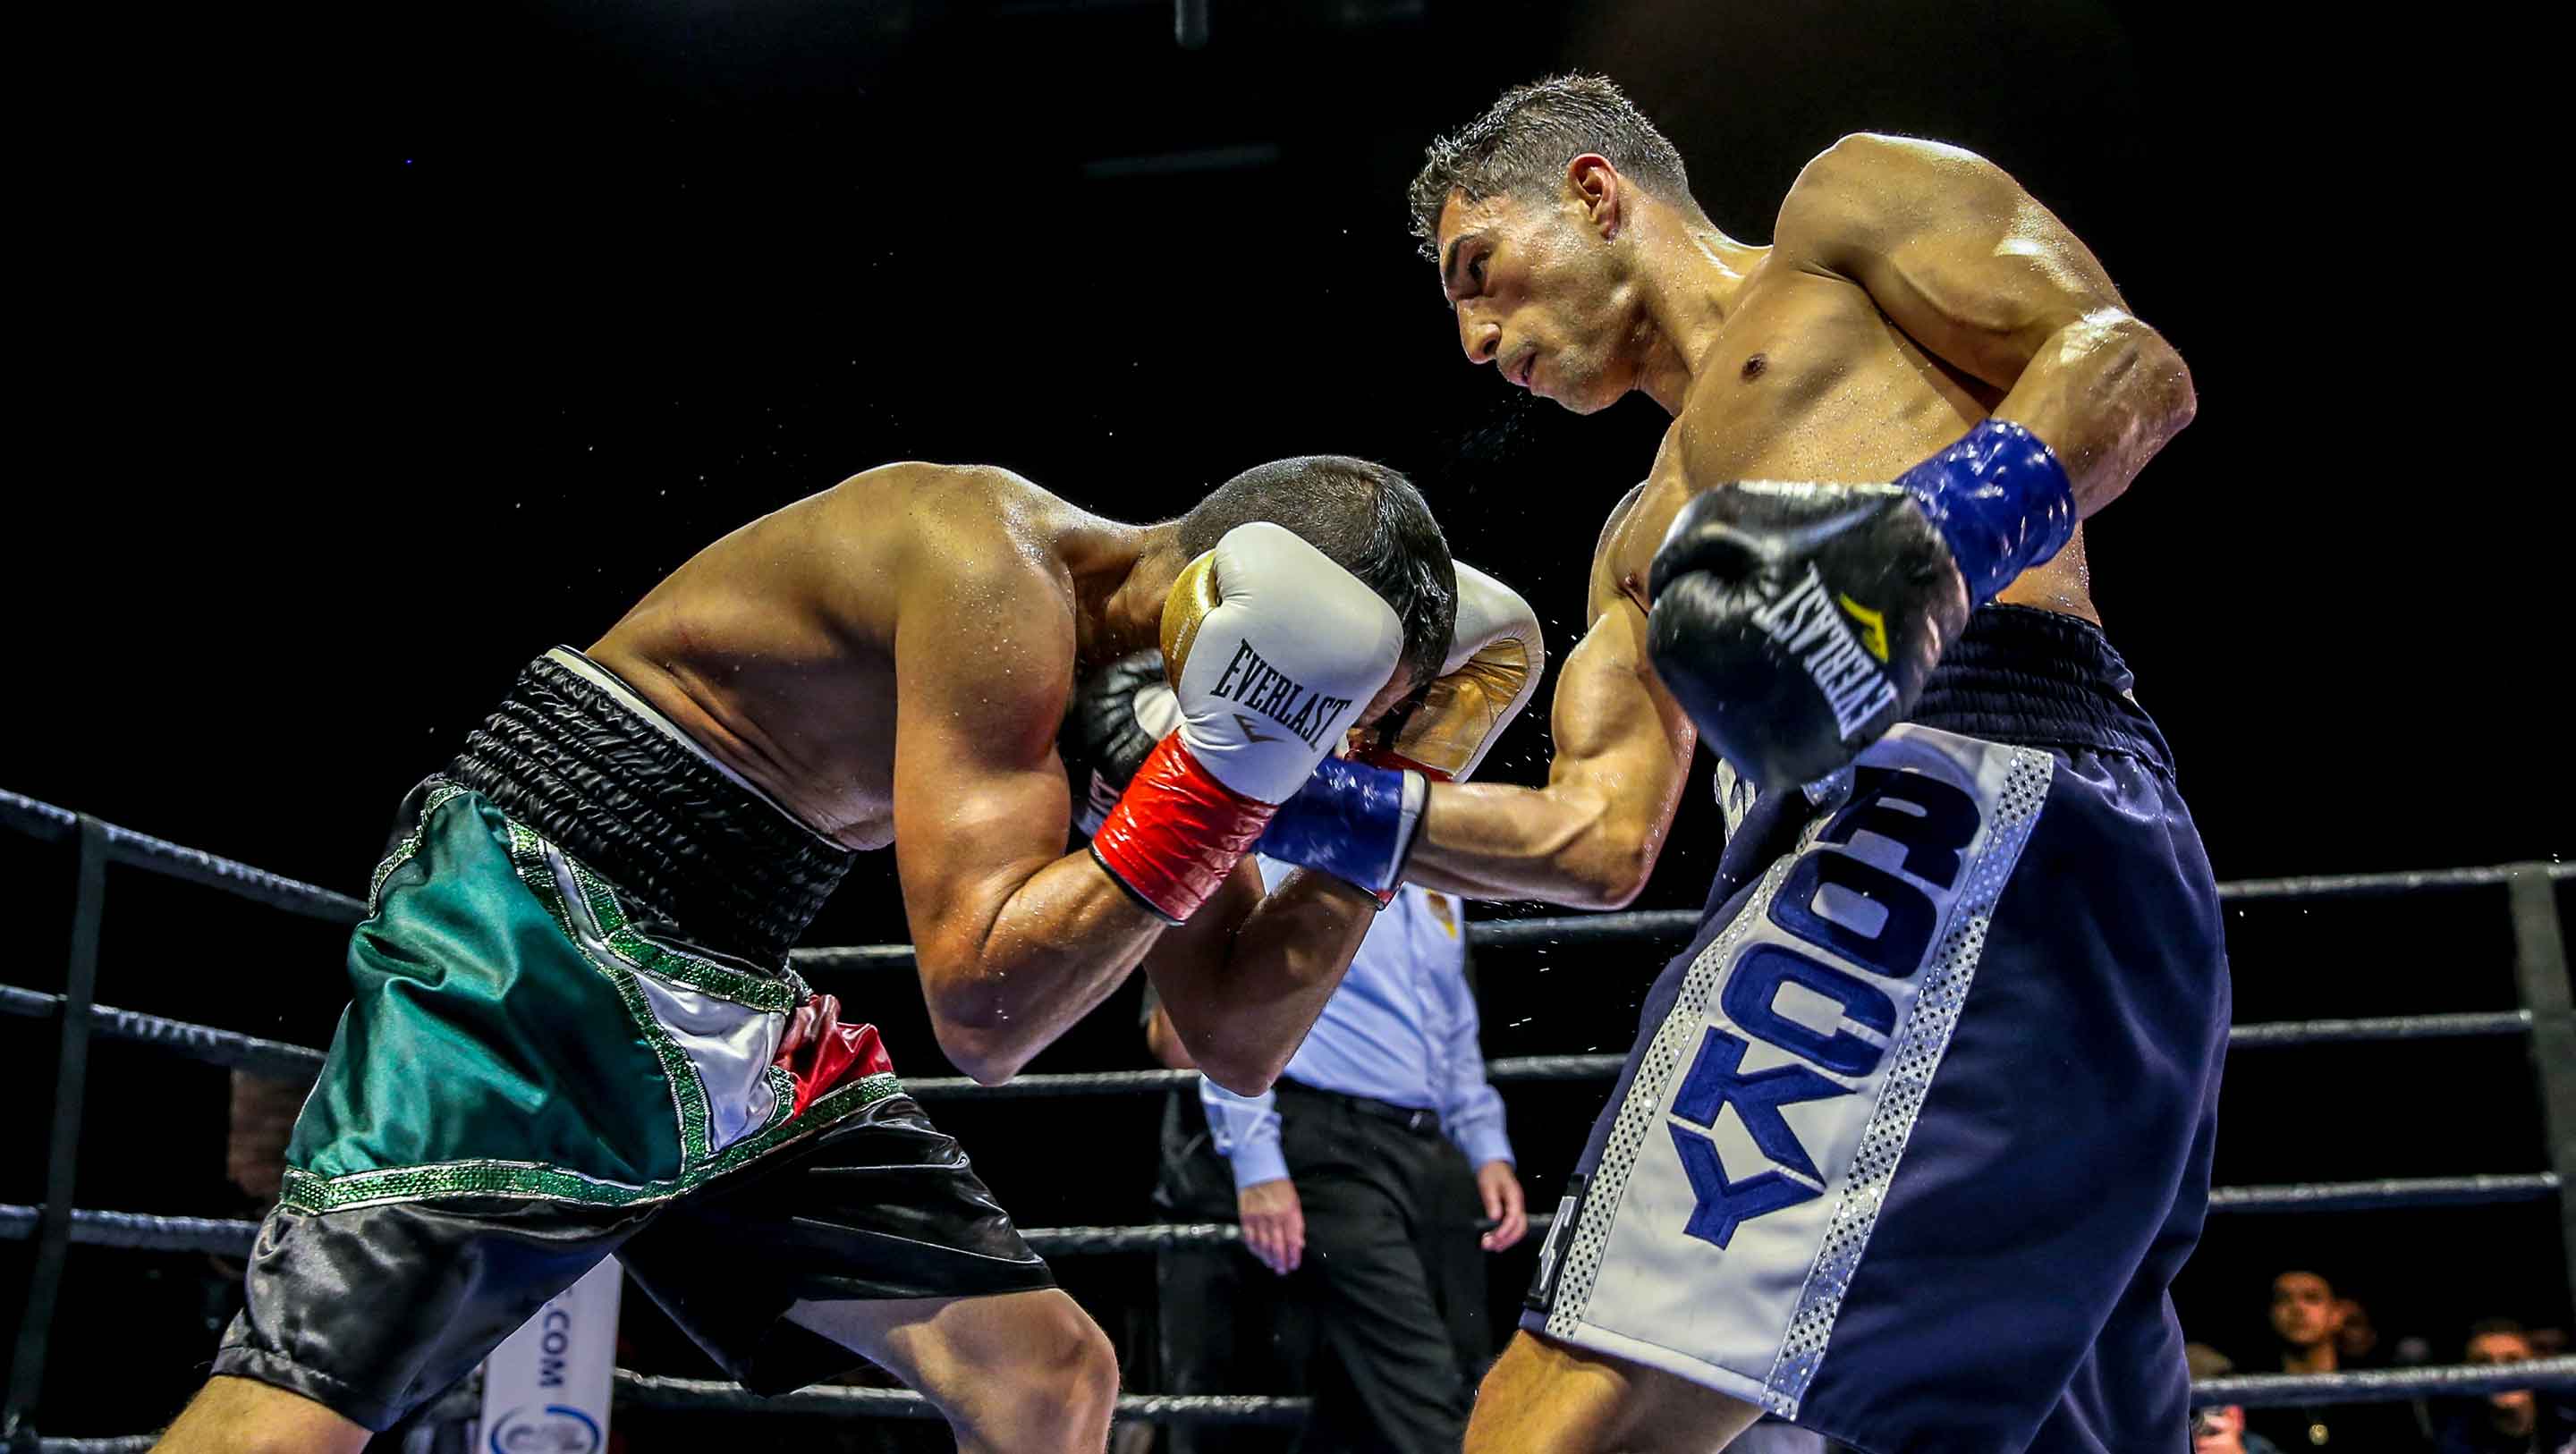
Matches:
[1090,732,1278,922]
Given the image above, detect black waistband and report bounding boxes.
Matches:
[1908,604,2174,777]
[445,652,856,967]
[1276,1078,1443,1136]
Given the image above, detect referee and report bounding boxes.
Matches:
[1151,854,1524,1453]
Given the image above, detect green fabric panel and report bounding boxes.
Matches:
[289,791,684,1186]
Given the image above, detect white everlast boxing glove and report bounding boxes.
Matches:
[1257,562,1546,899]
[1089,523,1403,922]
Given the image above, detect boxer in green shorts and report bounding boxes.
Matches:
[158,456,1463,1454]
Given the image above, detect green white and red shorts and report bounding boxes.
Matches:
[213,650,1050,1431]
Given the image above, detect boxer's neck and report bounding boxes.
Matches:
[1624,195,1766,415]
[1080,524,1182,665]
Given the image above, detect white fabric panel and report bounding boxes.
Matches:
[631,970,784,1153]
[1546,724,2055,1417]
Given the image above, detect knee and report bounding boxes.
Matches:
[988,1302,1118,1435]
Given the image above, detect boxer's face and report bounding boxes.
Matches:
[2268,1272,2340,1348]
[1435,183,1643,416]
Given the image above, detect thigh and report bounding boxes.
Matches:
[622,1092,1054,1395]
[783,1288,1101,1403]
[1466,1330,1762,1454]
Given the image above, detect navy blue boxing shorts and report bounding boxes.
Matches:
[1523,604,2227,1454]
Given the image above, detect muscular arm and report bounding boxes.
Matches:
[1779,133,2196,513]
[891,544,1165,1086]
[1140,858,1375,1094]
[893,527,1376,1091]
[1402,495,1697,909]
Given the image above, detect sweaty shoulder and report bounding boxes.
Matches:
[835,461,1062,568]
[1772,131,2010,274]
[808,461,1084,655]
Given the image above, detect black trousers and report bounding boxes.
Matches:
[1156,1086,1494,1454]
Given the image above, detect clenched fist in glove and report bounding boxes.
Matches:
[1256,562,1546,900]
[1086,523,1402,923]
[1646,418,2074,792]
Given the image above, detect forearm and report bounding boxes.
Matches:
[1148,869,1374,1095]
[1994,311,2195,515]
[1403,778,1662,909]
[924,851,1165,1084]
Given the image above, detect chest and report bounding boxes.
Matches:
[1672,267,1991,488]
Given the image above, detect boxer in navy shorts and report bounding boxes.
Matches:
[1250,77,2213,1450]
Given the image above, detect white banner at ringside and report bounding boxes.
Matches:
[475,1257,623,1454]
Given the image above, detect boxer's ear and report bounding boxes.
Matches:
[1567,155,1622,241]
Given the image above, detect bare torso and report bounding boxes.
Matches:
[1600,250,2097,621]
[587,463,1134,851]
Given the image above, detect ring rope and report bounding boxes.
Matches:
[2194,1355,2576,1408]
[0,988,2529,1101]
[6,784,2564,952]
[26,1357,2576,1448]
[0,790,364,926]
[6,1175,2556,1263]
[614,1371,1314,1424]
[2205,1173,2562,1213]
[0,985,327,1081]
[797,867,2576,965]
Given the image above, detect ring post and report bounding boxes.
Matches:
[4,818,106,1441]
[2507,863,2576,1303]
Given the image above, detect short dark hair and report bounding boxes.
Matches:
[1409,72,1697,258]
[1177,455,1456,691]
[2467,1318,2532,1348]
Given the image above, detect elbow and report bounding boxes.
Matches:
[2103,315,2195,444]
[921,959,1033,1086]
[1554,826,1657,910]
[1194,1052,1284,1098]
[931,1016,1030,1087]
[1568,856,1652,911]
[2163,342,2199,436]
[1174,1021,1290,1095]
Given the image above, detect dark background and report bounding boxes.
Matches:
[5,0,2567,1441]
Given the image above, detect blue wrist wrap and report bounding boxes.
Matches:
[1894,418,2076,605]
[1255,757,1410,892]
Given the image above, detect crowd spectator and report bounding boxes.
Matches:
[1149,859,1522,1454]
[2337,1298,2384,1368]
[2244,1270,2429,1451]
[2433,1320,2576,1454]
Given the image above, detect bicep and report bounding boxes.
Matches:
[1784,135,2131,391]
[1545,593,1694,821]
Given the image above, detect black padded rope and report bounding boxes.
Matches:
[9,1176,2554,1261]
[0,790,363,925]
[34,1358,2576,1446]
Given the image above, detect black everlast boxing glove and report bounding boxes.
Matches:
[1059,650,1181,843]
[1646,482,1969,793]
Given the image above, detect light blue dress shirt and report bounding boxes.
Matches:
[1200,856,1514,1190]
